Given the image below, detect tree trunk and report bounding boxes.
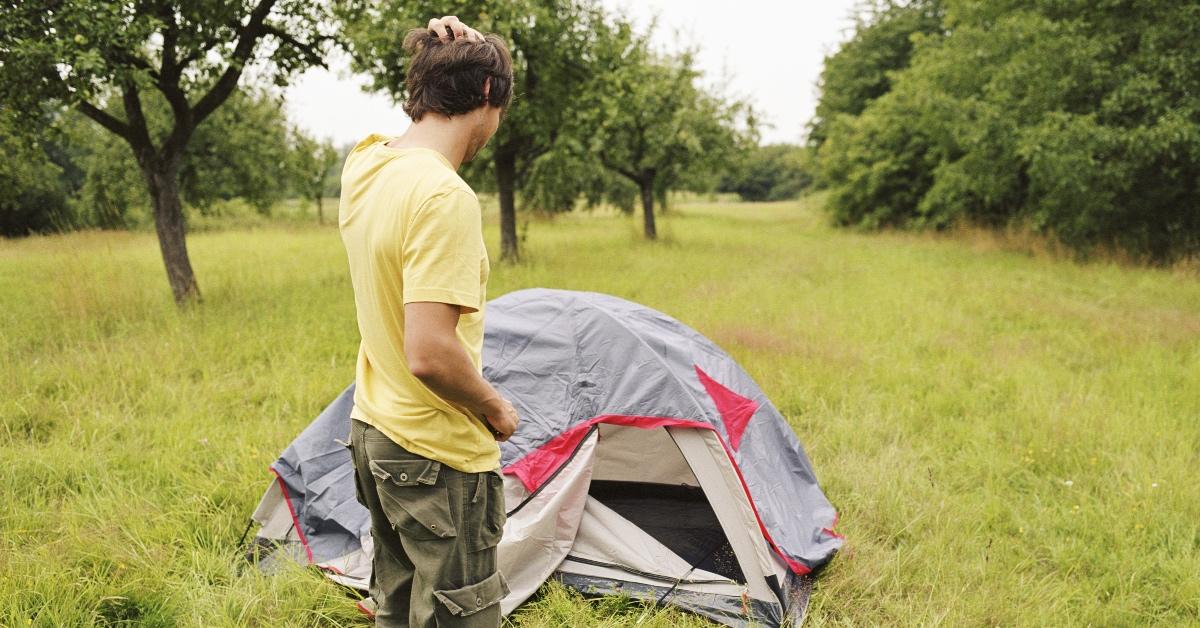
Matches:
[316,195,324,225]
[142,160,200,304]
[640,178,657,240]
[495,149,519,261]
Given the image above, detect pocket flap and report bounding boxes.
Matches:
[434,571,510,617]
[369,459,440,487]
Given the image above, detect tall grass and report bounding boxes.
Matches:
[1,195,1196,626]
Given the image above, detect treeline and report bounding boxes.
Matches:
[1,1,794,302]
[345,1,766,254]
[811,0,1200,263]
[1,94,340,237]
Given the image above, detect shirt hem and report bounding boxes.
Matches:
[402,287,480,312]
[351,411,500,474]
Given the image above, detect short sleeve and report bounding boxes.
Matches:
[402,189,483,312]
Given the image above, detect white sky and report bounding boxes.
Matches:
[284,1,861,147]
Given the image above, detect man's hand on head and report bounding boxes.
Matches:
[428,16,484,43]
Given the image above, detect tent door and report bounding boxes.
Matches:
[666,427,779,605]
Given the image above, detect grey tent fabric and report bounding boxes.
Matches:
[268,384,365,563]
[258,288,841,625]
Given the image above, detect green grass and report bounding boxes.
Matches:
[1,195,1197,626]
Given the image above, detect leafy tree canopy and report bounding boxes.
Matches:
[808,0,944,149]
[574,35,753,238]
[814,0,1200,262]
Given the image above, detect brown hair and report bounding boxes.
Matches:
[401,28,514,121]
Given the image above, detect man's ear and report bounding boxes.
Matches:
[482,76,492,104]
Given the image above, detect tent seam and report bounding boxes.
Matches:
[268,465,314,564]
[577,292,715,421]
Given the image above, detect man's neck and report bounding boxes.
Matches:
[385,114,473,170]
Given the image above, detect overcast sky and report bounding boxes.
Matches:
[284,1,861,147]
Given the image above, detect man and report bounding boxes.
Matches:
[337,15,520,627]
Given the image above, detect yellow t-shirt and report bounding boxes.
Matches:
[338,134,496,473]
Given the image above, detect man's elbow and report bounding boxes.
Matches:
[406,348,441,382]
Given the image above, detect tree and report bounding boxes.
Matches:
[289,129,339,224]
[808,0,944,150]
[721,144,814,202]
[1,1,336,303]
[578,44,748,239]
[29,91,298,231]
[816,0,1200,262]
[181,90,296,215]
[343,0,606,260]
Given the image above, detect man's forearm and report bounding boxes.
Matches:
[411,338,505,420]
[404,301,519,439]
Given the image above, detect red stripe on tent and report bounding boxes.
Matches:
[503,415,705,491]
[694,365,758,450]
[705,428,811,575]
[502,415,838,576]
[822,511,846,540]
[268,465,314,564]
[356,599,377,620]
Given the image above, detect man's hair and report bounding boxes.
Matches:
[401,28,514,121]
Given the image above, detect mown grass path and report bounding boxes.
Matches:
[1,197,1197,626]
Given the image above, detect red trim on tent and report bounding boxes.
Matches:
[268,465,314,564]
[703,424,810,575]
[503,415,707,491]
[501,415,837,576]
[694,365,758,450]
[822,511,846,540]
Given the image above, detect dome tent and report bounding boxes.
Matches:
[251,289,842,626]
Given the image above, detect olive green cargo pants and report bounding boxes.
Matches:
[348,419,508,627]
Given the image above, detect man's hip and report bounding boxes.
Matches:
[348,418,508,627]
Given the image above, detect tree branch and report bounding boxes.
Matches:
[121,82,156,161]
[104,36,161,82]
[159,4,180,77]
[514,143,552,180]
[147,5,196,162]
[77,101,132,141]
[191,0,277,125]
[262,23,327,68]
[160,107,195,161]
[178,38,221,69]
[599,151,639,182]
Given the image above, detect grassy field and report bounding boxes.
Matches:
[1,195,1197,626]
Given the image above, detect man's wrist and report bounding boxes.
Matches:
[473,393,506,419]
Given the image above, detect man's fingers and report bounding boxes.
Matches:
[489,423,512,442]
[426,16,459,41]
[444,16,466,40]
[427,16,479,42]
[427,17,445,40]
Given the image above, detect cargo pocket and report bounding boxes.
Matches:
[467,471,506,552]
[433,571,509,618]
[369,459,457,541]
